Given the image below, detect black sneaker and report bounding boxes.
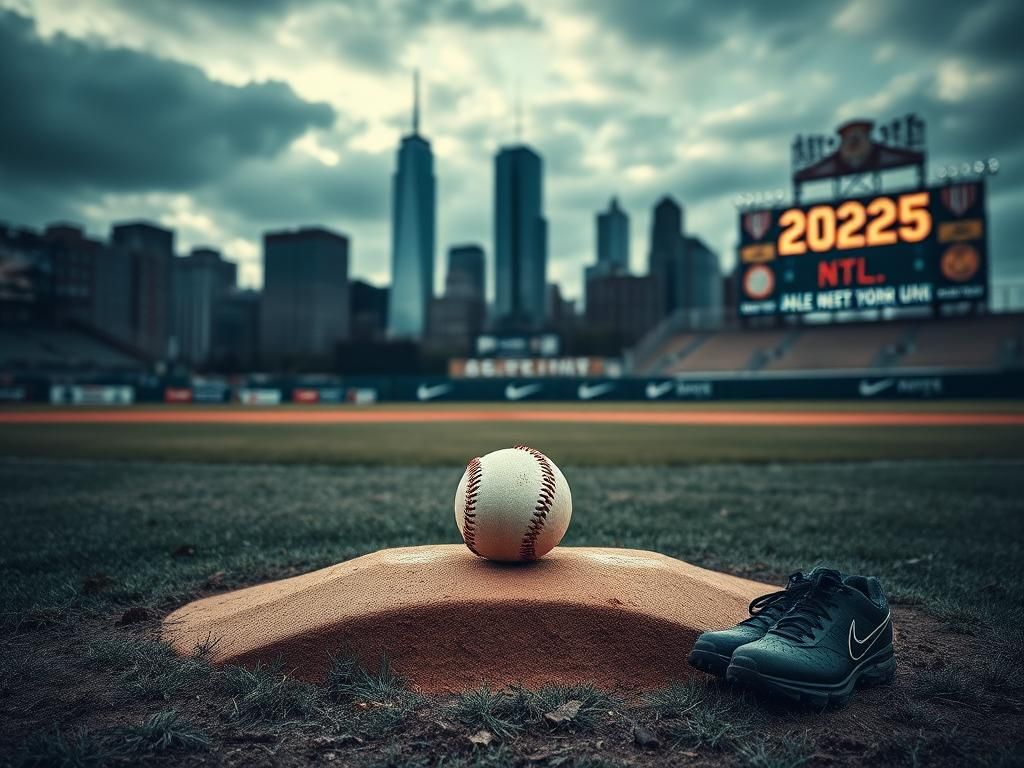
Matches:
[687,569,818,677]
[726,568,895,707]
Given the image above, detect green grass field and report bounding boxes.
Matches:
[1,402,1023,766]
[3,400,1024,465]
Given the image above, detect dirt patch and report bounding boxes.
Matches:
[162,546,768,692]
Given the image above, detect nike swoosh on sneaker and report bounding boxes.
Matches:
[848,611,891,660]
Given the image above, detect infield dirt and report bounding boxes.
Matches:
[3,404,1024,426]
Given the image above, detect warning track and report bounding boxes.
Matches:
[3,408,1023,427]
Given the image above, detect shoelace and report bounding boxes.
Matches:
[769,572,844,641]
[740,576,811,631]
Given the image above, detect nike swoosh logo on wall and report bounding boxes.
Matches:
[858,379,894,397]
[848,611,891,660]
[505,383,542,401]
[578,382,614,400]
[416,384,451,401]
[645,381,674,399]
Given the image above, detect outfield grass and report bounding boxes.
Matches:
[3,458,1021,623]
[2,457,1023,766]
[3,402,1024,465]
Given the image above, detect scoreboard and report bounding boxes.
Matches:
[737,182,987,317]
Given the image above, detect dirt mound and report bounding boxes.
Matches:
[162,546,771,693]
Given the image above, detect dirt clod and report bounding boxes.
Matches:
[82,572,113,594]
[115,606,151,625]
[633,725,660,749]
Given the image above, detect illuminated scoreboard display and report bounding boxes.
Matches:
[736,182,987,317]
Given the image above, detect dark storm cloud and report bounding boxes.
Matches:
[576,0,1024,181]
[315,0,539,73]
[110,0,297,30]
[119,0,539,31]
[0,10,334,191]
[210,152,390,226]
[584,0,1024,72]
[581,0,834,57]
[537,129,587,176]
[107,0,538,74]
[400,0,540,30]
[610,114,678,168]
[849,0,1024,66]
[885,86,1023,162]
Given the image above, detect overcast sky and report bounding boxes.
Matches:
[1,0,1021,300]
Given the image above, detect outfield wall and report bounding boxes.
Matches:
[1,370,1021,404]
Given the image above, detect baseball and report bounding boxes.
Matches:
[454,445,572,562]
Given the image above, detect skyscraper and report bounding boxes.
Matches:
[350,279,389,341]
[585,273,660,345]
[597,197,629,272]
[211,288,261,372]
[387,71,436,339]
[495,144,547,328]
[683,235,723,314]
[585,197,630,310]
[261,227,349,367]
[92,234,133,345]
[445,244,485,301]
[646,197,722,323]
[42,224,100,327]
[172,247,236,365]
[648,196,684,316]
[426,244,486,353]
[111,221,174,359]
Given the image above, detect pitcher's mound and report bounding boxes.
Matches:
[163,545,771,693]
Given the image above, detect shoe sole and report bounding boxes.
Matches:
[687,648,732,677]
[726,645,896,708]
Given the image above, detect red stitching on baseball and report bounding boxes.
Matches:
[514,445,556,560]
[462,457,483,556]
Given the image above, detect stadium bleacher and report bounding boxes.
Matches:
[0,327,143,372]
[664,330,790,374]
[644,333,704,373]
[760,324,910,372]
[899,316,1024,370]
[632,314,1024,376]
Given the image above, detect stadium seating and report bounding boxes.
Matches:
[665,330,790,374]
[0,328,143,371]
[630,313,1024,375]
[898,315,1024,370]
[0,330,65,367]
[650,333,708,373]
[761,323,911,372]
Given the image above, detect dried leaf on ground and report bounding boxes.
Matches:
[544,700,583,725]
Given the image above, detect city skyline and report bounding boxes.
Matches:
[1,1,1021,303]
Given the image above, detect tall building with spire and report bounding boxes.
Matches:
[494,141,547,329]
[387,70,436,338]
